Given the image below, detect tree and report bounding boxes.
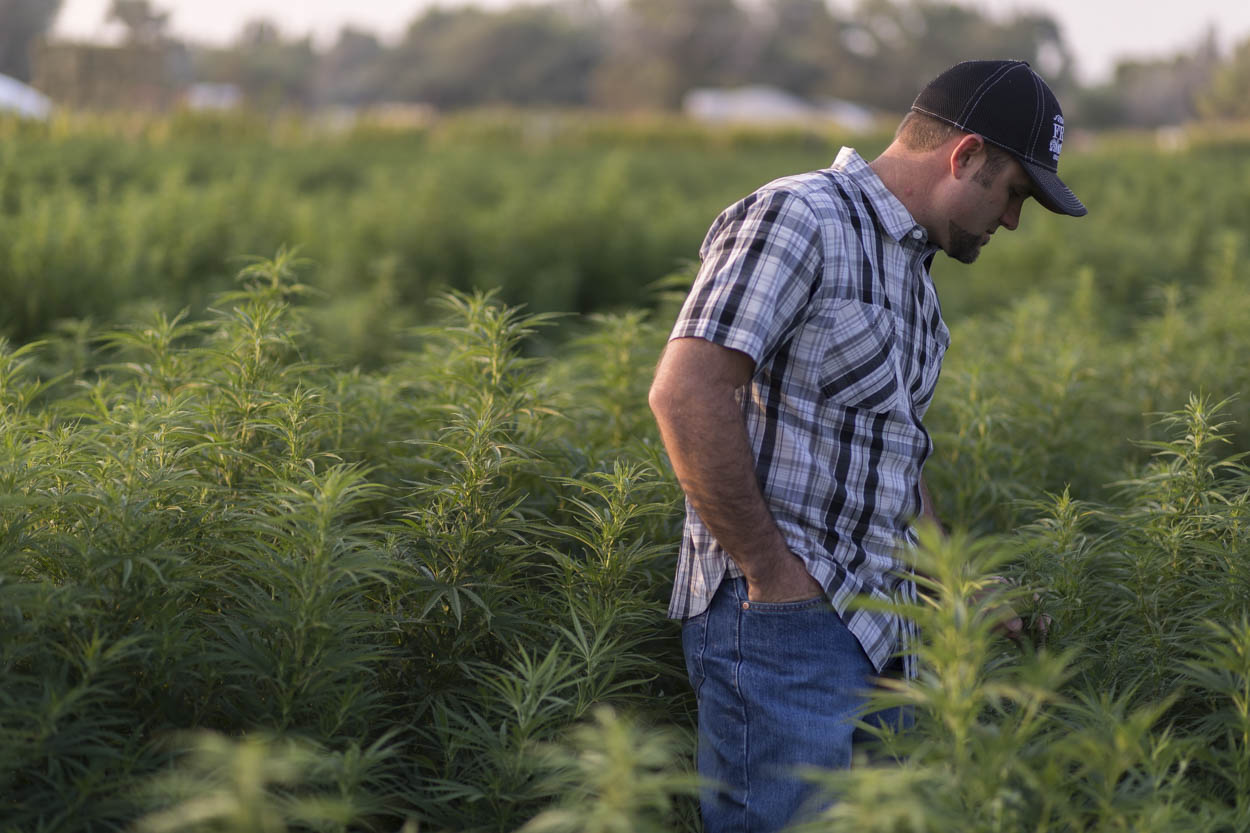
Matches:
[193,19,317,110]
[0,0,62,81]
[831,0,1075,113]
[1198,34,1250,120]
[592,0,753,109]
[1071,29,1219,128]
[386,5,604,109]
[586,0,1075,114]
[107,0,169,46]
[236,18,280,48]
[751,0,850,99]
[318,26,385,107]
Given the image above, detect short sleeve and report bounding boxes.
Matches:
[670,188,824,368]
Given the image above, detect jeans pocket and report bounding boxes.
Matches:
[682,610,710,698]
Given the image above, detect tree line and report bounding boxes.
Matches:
[4,0,1250,126]
[190,0,1082,116]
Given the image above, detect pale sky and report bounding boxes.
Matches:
[50,0,1250,85]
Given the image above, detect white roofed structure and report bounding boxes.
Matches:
[684,85,878,132]
[0,74,53,119]
[684,86,812,124]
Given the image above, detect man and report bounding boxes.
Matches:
[648,59,1086,832]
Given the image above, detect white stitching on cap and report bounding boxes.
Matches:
[958,61,1017,125]
[959,62,1016,122]
[910,105,966,131]
[1027,71,1046,167]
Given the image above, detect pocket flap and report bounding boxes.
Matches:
[817,300,900,412]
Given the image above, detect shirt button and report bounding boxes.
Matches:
[911,229,924,240]
[741,601,750,610]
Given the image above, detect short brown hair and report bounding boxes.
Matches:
[895,110,963,151]
[897,110,1013,188]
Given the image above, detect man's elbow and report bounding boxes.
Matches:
[648,375,681,426]
[650,338,753,428]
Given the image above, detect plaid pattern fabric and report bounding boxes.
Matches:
[666,147,949,677]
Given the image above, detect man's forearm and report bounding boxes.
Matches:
[652,384,789,574]
[649,338,820,602]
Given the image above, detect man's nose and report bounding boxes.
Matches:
[1000,201,1021,231]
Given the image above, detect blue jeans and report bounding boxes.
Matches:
[683,576,911,833]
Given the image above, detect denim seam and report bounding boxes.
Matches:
[693,612,709,699]
[731,577,751,832]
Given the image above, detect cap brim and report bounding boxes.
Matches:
[1021,159,1086,217]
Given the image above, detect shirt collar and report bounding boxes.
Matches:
[831,147,933,249]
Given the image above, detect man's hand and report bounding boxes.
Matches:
[745,553,823,603]
[975,576,1051,645]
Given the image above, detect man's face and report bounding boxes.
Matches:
[942,153,1032,264]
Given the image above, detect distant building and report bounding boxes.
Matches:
[685,85,812,123]
[184,83,243,111]
[683,85,878,132]
[33,41,181,111]
[0,73,53,119]
[812,97,878,133]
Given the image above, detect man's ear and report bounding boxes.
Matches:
[948,133,985,180]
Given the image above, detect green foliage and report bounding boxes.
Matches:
[0,115,853,357]
[0,257,689,830]
[793,518,1250,832]
[521,706,699,833]
[1199,35,1250,120]
[5,112,1250,379]
[133,731,398,833]
[7,123,1250,832]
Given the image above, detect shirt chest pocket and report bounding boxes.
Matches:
[816,299,901,413]
[913,319,950,413]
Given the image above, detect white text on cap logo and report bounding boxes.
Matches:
[1049,115,1064,162]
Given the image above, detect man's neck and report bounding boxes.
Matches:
[868,145,943,234]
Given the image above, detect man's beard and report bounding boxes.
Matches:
[947,221,984,264]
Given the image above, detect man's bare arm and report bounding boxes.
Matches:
[649,337,821,603]
[918,476,943,534]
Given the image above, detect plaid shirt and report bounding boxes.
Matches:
[666,147,949,676]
